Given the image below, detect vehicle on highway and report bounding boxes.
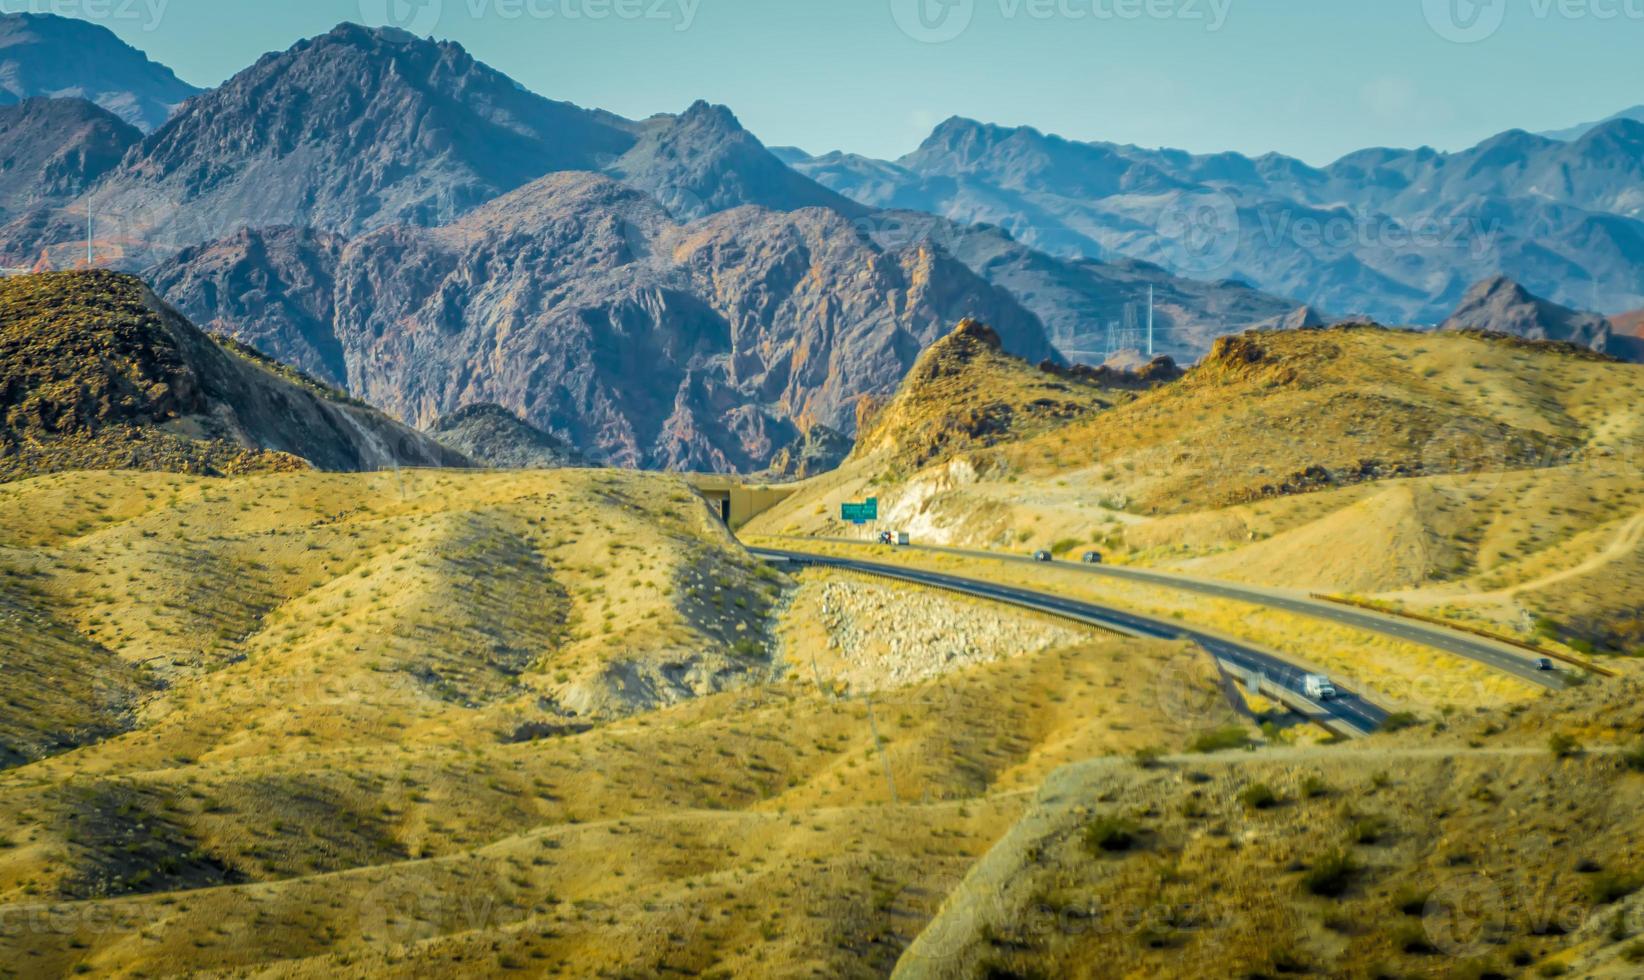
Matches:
[878,531,893,545]
[1536,657,1557,672]
[897,532,911,547]
[1303,674,1339,701]
[1033,550,1053,562]
[1082,551,1103,564]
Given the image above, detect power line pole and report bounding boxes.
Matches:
[86,203,94,267]
[1147,286,1155,358]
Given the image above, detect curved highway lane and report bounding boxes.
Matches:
[778,537,1564,690]
[753,547,1391,736]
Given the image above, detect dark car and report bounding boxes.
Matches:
[1082,551,1104,564]
[1033,550,1053,562]
[1535,658,1557,672]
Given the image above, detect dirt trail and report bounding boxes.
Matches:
[1458,509,1644,604]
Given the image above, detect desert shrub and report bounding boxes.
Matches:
[1302,850,1362,898]
[1349,813,1397,845]
[1239,783,1281,811]
[1083,816,1142,855]
[1589,871,1644,905]
[1264,948,1311,974]
[1301,774,1333,799]
[1189,726,1250,753]
[1132,746,1166,769]
[1050,538,1082,556]
[1548,733,1584,759]
[1380,712,1422,733]
[1394,887,1431,916]
[1395,923,1439,954]
[1623,742,1644,772]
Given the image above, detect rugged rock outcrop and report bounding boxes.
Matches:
[0,13,200,131]
[148,226,349,385]
[852,318,1114,468]
[428,404,588,469]
[0,271,468,482]
[761,424,853,480]
[153,174,1057,472]
[1439,276,1616,355]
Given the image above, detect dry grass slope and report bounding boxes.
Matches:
[0,467,1252,978]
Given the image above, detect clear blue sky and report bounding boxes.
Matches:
[68,0,1644,164]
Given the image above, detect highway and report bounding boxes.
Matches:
[779,537,1565,690]
[752,547,1391,736]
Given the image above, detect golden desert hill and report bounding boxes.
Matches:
[749,319,1644,656]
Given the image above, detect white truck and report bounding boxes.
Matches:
[1303,674,1338,702]
[896,532,911,547]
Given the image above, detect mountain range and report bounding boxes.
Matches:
[1,13,1638,471]
[781,114,1644,325]
[0,16,1318,469]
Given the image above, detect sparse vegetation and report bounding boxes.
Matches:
[1302,850,1363,898]
[1548,732,1584,759]
[1189,726,1251,753]
[1239,783,1281,811]
[1082,816,1143,854]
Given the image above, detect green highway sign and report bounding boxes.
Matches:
[841,498,878,523]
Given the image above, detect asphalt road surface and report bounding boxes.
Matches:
[786,537,1563,691]
[753,547,1391,736]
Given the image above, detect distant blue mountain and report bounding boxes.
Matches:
[783,112,1644,324]
[0,13,200,131]
[1538,105,1644,141]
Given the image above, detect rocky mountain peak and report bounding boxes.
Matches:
[47,21,639,251]
[607,99,864,220]
[1440,276,1615,356]
[950,317,1004,350]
